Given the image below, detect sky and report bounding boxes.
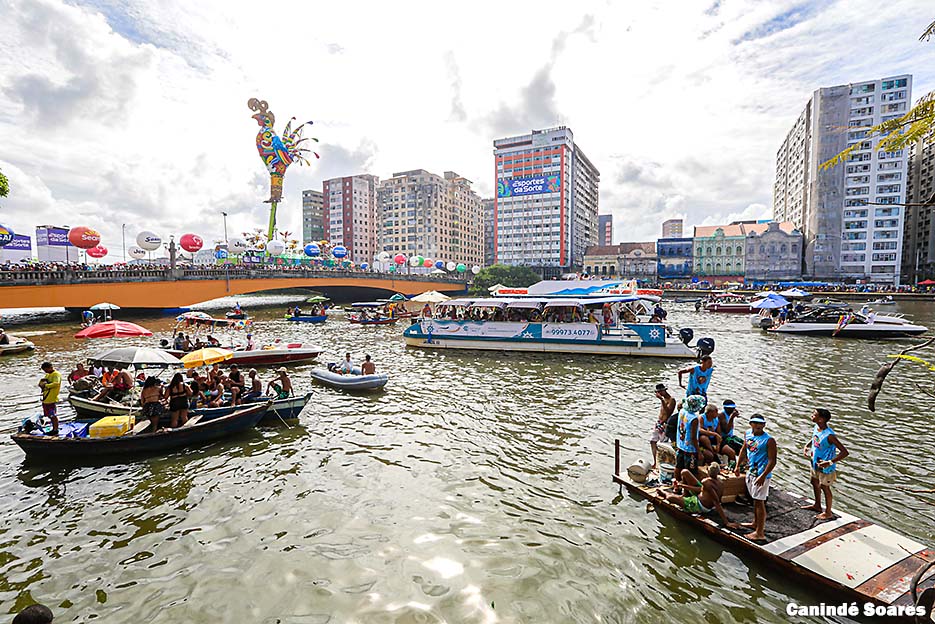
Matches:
[0,0,933,257]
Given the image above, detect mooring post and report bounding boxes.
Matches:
[614,438,620,478]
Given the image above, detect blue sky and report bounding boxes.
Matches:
[0,0,933,253]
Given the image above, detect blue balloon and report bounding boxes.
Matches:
[435,260,444,270]
[215,249,228,259]
[304,243,320,257]
[0,224,14,247]
[332,245,348,259]
[360,262,369,270]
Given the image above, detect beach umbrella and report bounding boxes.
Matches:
[750,296,789,309]
[180,347,233,369]
[88,346,182,369]
[388,293,407,302]
[411,290,450,303]
[778,288,810,298]
[306,296,330,303]
[89,302,121,311]
[176,311,213,321]
[75,320,153,339]
[918,279,935,286]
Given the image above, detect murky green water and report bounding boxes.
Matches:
[0,298,933,623]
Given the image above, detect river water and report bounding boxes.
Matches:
[0,298,933,623]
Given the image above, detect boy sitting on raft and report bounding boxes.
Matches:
[658,464,739,528]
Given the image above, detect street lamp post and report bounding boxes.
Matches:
[122,224,127,263]
[221,212,229,243]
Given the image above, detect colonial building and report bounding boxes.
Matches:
[693,224,748,282]
[583,242,657,280]
[744,222,804,282]
[656,237,694,280]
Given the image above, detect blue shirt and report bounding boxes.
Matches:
[721,410,736,438]
[811,425,837,474]
[677,409,698,453]
[701,411,720,434]
[744,429,773,479]
[687,365,713,396]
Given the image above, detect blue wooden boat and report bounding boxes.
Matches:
[287,314,327,323]
[11,403,268,462]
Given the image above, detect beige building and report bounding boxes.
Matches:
[322,175,379,262]
[377,169,483,266]
[583,242,657,279]
[744,222,803,281]
[662,218,683,238]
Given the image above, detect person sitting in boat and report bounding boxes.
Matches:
[208,363,222,383]
[653,303,668,321]
[234,302,242,315]
[678,355,713,402]
[0,328,9,345]
[93,368,133,402]
[227,364,246,399]
[658,464,738,527]
[172,333,185,351]
[338,352,354,375]
[529,308,542,323]
[192,337,206,350]
[267,368,293,399]
[699,404,737,465]
[206,335,221,348]
[361,354,376,375]
[719,400,744,457]
[68,362,90,384]
[245,333,255,351]
[242,369,262,402]
[140,376,166,431]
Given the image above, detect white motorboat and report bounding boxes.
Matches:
[0,337,36,355]
[767,307,927,338]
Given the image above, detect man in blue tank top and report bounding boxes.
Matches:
[673,394,705,493]
[801,408,849,520]
[678,355,713,400]
[734,414,776,542]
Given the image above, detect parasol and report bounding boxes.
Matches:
[411,290,450,304]
[778,288,810,298]
[89,302,121,311]
[74,320,153,339]
[88,346,182,369]
[180,348,233,369]
[305,296,330,303]
[750,295,790,309]
[176,311,214,321]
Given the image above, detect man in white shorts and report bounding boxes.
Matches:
[650,383,676,469]
[733,414,777,541]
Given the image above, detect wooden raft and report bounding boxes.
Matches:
[614,441,935,621]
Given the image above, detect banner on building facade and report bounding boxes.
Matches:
[497,174,561,198]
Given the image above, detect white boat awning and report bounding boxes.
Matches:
[544,299,584,308]
[442,299,473,307]
[468,299,510,308]
[506,298,548,309]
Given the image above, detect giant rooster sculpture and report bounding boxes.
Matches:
[247,98,319,242]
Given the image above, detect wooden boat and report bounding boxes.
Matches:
[11,403,268,462]
[349,316,398,325]
[225,311,249,320]
[704,293,753,313]
[67,392,309,425]
[287,314,327,323]
[0,338,35,355]
[612,441,935,622]
[310,368,388,391]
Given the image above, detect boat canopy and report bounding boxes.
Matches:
[468,299,509,308]
[505,298,549,309]
[543,299,584,309]
[579,296,644,306]
[350,302,388,308]
[442,299,473,307]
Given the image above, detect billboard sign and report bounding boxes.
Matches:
[0,234,33,263]
[36,226,73,247]
[497,174,561,198]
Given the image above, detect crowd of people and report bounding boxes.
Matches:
[649,353,850,541]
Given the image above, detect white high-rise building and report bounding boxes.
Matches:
[493,126,599,276]
[774,75,912,284]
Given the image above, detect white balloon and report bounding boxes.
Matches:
[266,239,285,256]
[377,251,390,262]
[471,265,481,275]
[136,231,161,251]
[409,256,422,267]
[446,261,456,271]
[228,237,248,254]
[128,246,147,260]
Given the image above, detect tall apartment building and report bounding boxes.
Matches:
[377,169,483,266]
[661,218,683,238]
[598,213,613,246]
[302,189,324,244]
[901,136,935,282]
[774,75,912,284]
[493,126,600,276]
[483,198,496,267]
[322,175,379,262]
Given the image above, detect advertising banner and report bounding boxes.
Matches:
[497,174,561,198]
[36,226,74,262]
[0,234,33,263]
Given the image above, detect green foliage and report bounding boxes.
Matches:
[0,168,8,199]
[469,264,542,295]
[821,20,935,172]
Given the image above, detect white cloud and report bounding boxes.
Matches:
[0,0,933,250]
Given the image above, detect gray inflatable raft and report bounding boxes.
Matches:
[309,367,388,391]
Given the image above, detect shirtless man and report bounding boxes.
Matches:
[659,464,738,528]
[361,355,376,376]
[267,368,293,399]
[650,383,676,469]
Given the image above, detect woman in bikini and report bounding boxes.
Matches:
[166,373,192,428]
[140,376,166,432]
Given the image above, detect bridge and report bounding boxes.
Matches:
[0,267,469,309]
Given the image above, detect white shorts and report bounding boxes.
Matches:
[650,429,668,443]
[746,472,771,501]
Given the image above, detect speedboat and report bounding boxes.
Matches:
[0,337,35,355]
[704,293,753,313]
[767,308,927,338]
[868,296,897,306]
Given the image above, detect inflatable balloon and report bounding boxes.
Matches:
[409,255,421,267]
[389,264,397,273]
[179,233,203,253]
[228,237,248,254]
[394,254,407,265]
[128,246,146,260]
[378,251,390,263]
[136,231,161,251]
[446,261,456,271]
[435,260,445,270]
[254,241,266,252]
[215,249,229,260]
[0,224,15,247]
[360,262,369,270]
[471,265,481,275]
[68,226,101,249]
[332,245,348,259]
[456,263,466,273]
[423,258,433,268]
[266,239,285,256]
[304,243,321,257]
[86,245,108,259]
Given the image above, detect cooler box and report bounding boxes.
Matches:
[89,415,134,438]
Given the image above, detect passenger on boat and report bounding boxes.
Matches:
[173,333,185,351]
[38,362,61,436]
[206,335,221,348]
[267,368,293,399]
[674,395,705,493]
[361,354,376,375]
[140,376,166,430]
[228,364,246,397]
[801,408,849,520]
[699,404,737,464]
[101,366,117,386]
[719,400,744,456]
[653,303,668,321]
[421,304,432,318]
[181,334,193,351]
[0,328,9,345]
[208,363,222,383]
[734,414,777,541]
[166,373,191,428]
[293,305,301,317]
[242,369,262,402]
[650,383,676,469]
[338,352,354,374]
[658,464,738,527]
[245,333,255,351]
[678,356,713,401]
[68,362,89,384]
[601,304,613,333]
[93,368,133,402]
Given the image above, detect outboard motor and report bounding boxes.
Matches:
[696,337,715,358]
[678,328,694,346]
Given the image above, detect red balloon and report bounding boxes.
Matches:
[393,254,407,265]
[86,246,108,258]
[423,258,433,268]
[68,226,101,249]
[180,233,203,253]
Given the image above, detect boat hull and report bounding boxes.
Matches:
[287,315,327,323]
[768,323,928,338]
[310,368,388,391]
[705,303,753,313]
[230,348,322,366]
[0,340,35,355]
[68,393,309,424]
[349,318,398,325]
[11,403,268,462]
[403,335,694,357]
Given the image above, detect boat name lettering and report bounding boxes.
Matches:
[785,603,925,618]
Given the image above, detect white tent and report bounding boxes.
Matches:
[411,290,450,304]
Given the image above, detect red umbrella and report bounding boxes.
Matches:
[74,320,154,339]
[917,279,935,286]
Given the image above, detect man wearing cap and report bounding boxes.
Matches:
[245,333,255,351]
[678,355,714,400]
[719,400,745,459]
[801,408,849,520]
[650,383,676,469]
[674,395,705,493]
[734,414,777,541]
